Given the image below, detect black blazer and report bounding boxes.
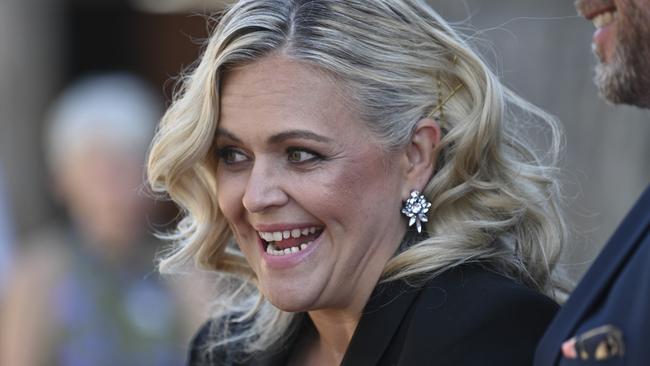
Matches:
[189,264,558,365]
[535,186,650,366]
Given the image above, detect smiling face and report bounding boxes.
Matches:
[214,56,409,313]
[576,0,650,107]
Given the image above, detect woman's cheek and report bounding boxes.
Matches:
[216,171,246,222]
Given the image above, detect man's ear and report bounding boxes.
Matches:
[400,118,441,198]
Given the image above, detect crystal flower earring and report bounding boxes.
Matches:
[401,190,431,233]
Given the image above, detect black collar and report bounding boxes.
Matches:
[340,279,421,365]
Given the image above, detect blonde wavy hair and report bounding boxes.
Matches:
[147,0,568,355]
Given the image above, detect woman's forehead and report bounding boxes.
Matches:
[221,56,337,104]
[218,56,359,134]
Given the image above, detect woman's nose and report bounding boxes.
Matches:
[242,161,289,213]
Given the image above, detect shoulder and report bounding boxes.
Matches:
[419,264,558,326]
[396,264,558,365]
[418,264,559,314]
[535,188,650,365]
[188,320,214,366]
[549,186,650,327]
[188,315,299,366]
[188,317,247,366]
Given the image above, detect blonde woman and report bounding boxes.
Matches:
[147,0,568,365]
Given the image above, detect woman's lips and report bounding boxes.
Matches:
[258,228,324,269]
[254,224,325,266]
[258,226,321,248]
[261,228,322,255]
[265,231,321,251]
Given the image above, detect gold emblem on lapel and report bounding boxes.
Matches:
[571,324,625,361]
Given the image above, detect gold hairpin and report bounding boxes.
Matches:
[427,82,464,120]
[427,55,464,123]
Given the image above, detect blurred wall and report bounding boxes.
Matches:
[0,0,63,233]
[1,0,648,280]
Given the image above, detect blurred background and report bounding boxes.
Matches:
[0,0,648,364]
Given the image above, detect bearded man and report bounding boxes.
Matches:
[534,0,650,365]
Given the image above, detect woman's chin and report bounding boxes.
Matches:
[261,281,322,313]
[265,294,316,313]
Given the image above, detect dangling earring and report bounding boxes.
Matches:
[401,190,431,233]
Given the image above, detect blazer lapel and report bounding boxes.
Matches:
[536,185,650,365]
[340,279,421,366]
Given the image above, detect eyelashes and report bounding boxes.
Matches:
[215,146,327,167]
[216,147,249,164]
[286,148,324,163]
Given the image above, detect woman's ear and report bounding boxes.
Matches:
[400,118,441,198]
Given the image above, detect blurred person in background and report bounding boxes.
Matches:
[0,73,206,366]
[535,0,650,364]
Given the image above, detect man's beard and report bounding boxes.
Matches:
[594,1,650,108]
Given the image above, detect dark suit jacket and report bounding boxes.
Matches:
[189,263,558,365]
[535,186,650,366]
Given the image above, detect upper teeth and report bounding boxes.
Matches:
[258,226,319,242]
[592,11,616,28]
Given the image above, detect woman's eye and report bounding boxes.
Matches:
[287,148,320,163]
[217,148,249,164]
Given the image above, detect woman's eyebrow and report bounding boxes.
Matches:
[268,130,332,144]
[215,128,242,143]
[216,128,332,144]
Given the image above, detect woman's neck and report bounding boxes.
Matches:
[301,277,378,365]
[309,308,360,361]
[296,230,408,364]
